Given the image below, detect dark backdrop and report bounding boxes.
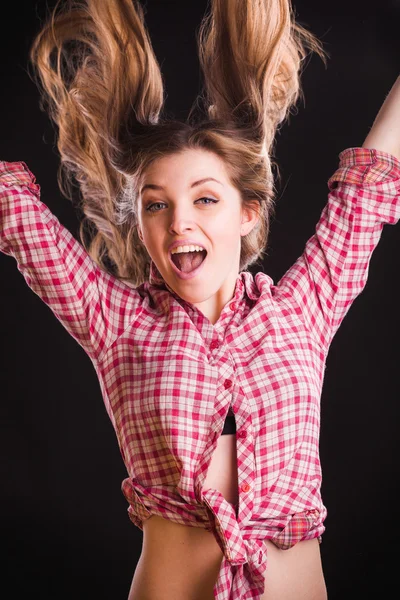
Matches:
[1,1,399,598]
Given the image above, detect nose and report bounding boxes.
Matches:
[168,207,195,235]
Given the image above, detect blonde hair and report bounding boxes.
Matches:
[28,0,328,286]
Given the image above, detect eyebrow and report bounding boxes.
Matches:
[141,177,223,193]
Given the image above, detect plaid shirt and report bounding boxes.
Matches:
[1,147,399,599]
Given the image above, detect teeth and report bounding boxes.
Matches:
[171,245,205,254]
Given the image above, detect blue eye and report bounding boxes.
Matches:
[145,197,218,213]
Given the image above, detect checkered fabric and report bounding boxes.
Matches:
[1,147,399,599]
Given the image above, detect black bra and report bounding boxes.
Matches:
[221,408,236,435]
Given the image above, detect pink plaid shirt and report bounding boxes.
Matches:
[1,147,400,599]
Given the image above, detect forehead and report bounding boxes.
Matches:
[142,149,230,185]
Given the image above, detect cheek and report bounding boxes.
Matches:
[139,222,158,246]
[212,214,242,243]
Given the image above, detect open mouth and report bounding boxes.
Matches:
[170,249,207,274]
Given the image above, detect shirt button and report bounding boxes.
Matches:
[230,302,236,311]
[210,340,219,350]
[241,483,251,493]
[238,430,247,439]
[224,379,232,389]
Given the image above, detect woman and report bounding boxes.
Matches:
[1,0,399,598]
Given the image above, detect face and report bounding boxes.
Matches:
[137,149,259,325]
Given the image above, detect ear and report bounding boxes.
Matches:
[240,201,260,237]
[137,225,144,243]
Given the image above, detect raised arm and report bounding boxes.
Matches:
[275,147,400,353]
[0,161,142,363]
[362,75,400,161]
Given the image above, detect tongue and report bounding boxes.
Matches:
[172,251,205,273]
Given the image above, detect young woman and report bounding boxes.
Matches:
[1,1,399,598]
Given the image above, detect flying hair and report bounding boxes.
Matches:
[28,0,328,286]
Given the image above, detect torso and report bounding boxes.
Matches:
[128,433,328,600]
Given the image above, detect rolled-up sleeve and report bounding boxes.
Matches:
[275,148,400,352]
[0,161,141,362]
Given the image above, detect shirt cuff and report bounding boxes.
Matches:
[327,147,400,189]
[0,160,40,192]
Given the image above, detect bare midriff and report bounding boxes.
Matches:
[128,433,328,600]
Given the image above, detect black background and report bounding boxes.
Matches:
[1,1,399,598]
